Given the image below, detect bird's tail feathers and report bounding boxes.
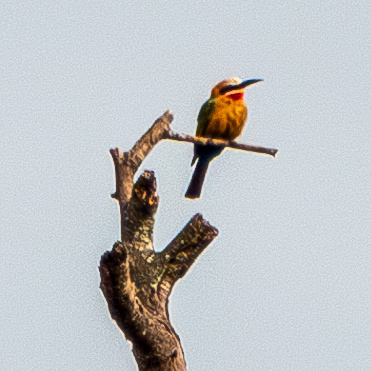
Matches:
[185,158,210,199]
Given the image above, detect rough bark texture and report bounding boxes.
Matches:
[99,111,278,370]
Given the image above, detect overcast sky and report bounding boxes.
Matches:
[1,1,370,370]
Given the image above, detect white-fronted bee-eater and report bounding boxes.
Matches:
[185,77,263,199]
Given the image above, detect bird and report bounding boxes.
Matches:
[185,77,263,199]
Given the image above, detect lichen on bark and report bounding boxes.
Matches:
[100,112,218,370]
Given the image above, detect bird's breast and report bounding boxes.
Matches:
[204,100,247,141]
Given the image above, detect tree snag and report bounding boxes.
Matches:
[99,111,278,370]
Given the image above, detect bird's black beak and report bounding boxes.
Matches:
[238,78,264,89]
[220,79,263,94]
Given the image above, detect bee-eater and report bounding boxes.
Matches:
[185,77,263,199]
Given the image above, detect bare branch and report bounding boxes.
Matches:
[110,111,277,207]
[110,111,174,206]
[109,147,126,201]
[101,110,278,370]
[109,148,135,206]
[158,214,218,300]
[99,241,132,333]
[165,130,278,158]
[129,110,174,170]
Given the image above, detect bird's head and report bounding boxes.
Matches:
[210,77,263,100]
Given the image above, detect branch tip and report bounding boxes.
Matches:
[110,147,122,159]
[163,109,173,120]
[191,213,218,236]
[134,170,158,196]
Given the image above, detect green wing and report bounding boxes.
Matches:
[196,99,216,137]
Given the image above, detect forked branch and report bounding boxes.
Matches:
[100,111,277,370]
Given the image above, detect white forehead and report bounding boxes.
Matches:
[218,77,242,87]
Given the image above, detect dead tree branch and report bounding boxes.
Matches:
[100,110,277,370]
[165,130,278,157]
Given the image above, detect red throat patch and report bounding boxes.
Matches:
[227,92,244,101]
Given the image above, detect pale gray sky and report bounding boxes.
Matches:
[1,1,370,370]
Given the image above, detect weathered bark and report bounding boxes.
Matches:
[99,111,278,370]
